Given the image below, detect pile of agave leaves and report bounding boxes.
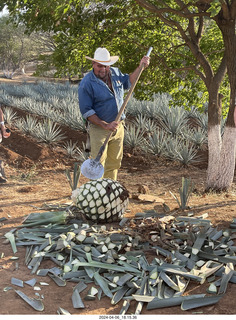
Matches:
[4,204,236,315]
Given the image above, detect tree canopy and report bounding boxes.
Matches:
[1,1,230,108]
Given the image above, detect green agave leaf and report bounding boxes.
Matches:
[11,277,24,288]
[111,285,129,305]
[192,229,208,256]
[132,294,155,302]
[5,232,17,254]
[116,273,134,286]
[48,273,66,287]
[74,260,141,274]
[160,271,180,291]
[147,294,206,310]
[94,272,113,298]
[72,288,85,309]
[119,299,131,315]
[181,295,223,311]
[15,290,44,311]
[218,263,234,295]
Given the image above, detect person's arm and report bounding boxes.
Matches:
[87,114,119,131]
[129,56,150,85]
[0,107,6,133]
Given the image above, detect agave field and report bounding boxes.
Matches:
[0,79,236,316]
[0,80,215,166]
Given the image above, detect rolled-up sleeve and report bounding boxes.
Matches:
[78,85,96,119]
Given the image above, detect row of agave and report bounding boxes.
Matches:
[0,81,226,166]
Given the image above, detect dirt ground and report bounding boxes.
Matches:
[0,75,236,316]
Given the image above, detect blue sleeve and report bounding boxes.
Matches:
[78,84,96,119]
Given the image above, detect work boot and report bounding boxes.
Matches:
[0,160,7,183]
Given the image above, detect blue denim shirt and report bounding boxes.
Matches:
[78,67,131,123]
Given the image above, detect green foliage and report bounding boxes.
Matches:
[170,177,194,210]
[207,0,222,17]
[2,0,231,112]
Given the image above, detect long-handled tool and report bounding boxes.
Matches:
[81,47,153,179]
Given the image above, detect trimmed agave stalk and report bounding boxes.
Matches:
[65,162,81,191]
[170,177,194,210]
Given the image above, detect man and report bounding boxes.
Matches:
[0,106,8,183]
[78,47,150,180]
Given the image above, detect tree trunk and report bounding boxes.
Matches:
[206,91,222,190]
[211,126,236,191]
[207,3,236,191]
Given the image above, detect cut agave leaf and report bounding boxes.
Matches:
[207,283,217,294]
[111,285,129,305]
[15,290,44,311]
[147,294,206,310]
[84,286,99,300]
[24,278,37,287]
[74,281,88,293]
[218,263,234,295]
[94,272,113,298]
[191,230,207,255]
[5,232,17,254]
[57,307,71,315]
[132,295,155,303]
[119,299,131,315]
[160,271,180,291]
[116,273,134,286]
[48,273,66,287]
[11,277,24,288]
[72,288,85,308]
[181,295,223,311]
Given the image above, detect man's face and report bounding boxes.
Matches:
[93,62,110,80]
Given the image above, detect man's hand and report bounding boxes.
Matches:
[87,114,119,131]
[104,121,119,131]
[139,55,150,69]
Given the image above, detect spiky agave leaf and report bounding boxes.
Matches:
[65,162,81,191]
[19,210,70,227]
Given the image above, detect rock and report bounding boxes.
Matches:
[138,184,150,194]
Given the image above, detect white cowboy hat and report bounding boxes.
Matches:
[85,47,119,66]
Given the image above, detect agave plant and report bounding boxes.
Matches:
[145,129,170,156]
[133,114,158,134]
[170,177,194,209]
[15,115,39,135]
[75,143,90,162]
[34,119,66,144]
[175,141,200,166]
[124,124,146,152]
[159,107,188,136]
[194,112,208,132]
[182,127,208,150]
[1,106,18,125]
[63,140,78,158]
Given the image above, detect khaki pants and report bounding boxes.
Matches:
[89,122,124,180]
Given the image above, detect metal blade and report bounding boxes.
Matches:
[81,159,104,180]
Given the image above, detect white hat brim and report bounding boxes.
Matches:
[85,55,119,66]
